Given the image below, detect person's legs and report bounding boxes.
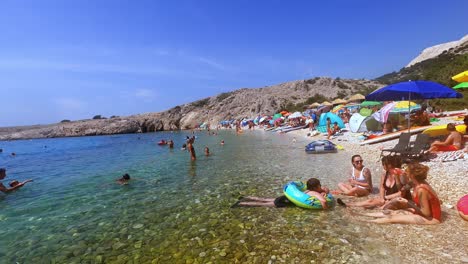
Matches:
[337,183,353,193]
[364,214,440,225]
[339,186,369,197]
[243,196,275,202]
[346,198,384,208]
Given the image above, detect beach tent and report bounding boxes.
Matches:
[359,108,373,117]
[452,71,468,83]
[318,112,345,128]
[349,113,382,133]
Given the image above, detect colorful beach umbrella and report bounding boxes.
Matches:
[452,71,468,83]
[331,104,345,113]
[372,102,396,124]
[365,80,463,131]
[360,101,382,107]
[453,82,468,89]
[389,101,421,113]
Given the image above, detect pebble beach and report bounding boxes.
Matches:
[286,115,468,264]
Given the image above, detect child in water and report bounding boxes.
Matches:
[116,173,131,185]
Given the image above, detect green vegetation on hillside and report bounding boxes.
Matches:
[376,52,468,111]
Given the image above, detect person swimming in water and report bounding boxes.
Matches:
[116,173,131,185]
[204,147,210,156]
[0,168,33,193]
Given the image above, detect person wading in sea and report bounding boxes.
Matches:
[0,168,33,193]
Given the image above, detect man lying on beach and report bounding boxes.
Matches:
[0,168,33,193]
[428,123,462,152]
[232,178,330,209]
[333,155,372,197]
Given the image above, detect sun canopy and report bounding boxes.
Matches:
[452,71,468,83]
[347,93,366,102]
[390,101,421,113]
[332,98,347,105]
[321,101,332,106]
[349,113,382,133]
[288,111,303,119]
[318,112,345,128]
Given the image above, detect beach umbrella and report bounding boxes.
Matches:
[280,110,289,116]
[365,80,462,130]
[452,71,468,83]
[288,111,303,119]
[331,104,345,113]
[360,101,382,107]
[332,98,347,105]
[309,102,321,108]
[372,102,396,124]
[347,93,366,102]
[389,101,421,113]
[273,113,282,119]
[453,82,468,89]
[321,101,332,106]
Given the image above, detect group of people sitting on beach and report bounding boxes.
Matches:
[232,153,444,225]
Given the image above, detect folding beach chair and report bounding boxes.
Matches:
[380,132,411,157]
[402,134,430,161]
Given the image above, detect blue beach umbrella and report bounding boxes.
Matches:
[366,80,463,130]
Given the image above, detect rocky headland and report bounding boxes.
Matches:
[0,77,383,140]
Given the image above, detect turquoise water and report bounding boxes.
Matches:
[0,131,395,263]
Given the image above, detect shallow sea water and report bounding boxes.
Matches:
[0,130,396,263]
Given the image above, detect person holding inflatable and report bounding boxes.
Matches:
[333,155,372,197]
[232,178,331,209]
[357,162,441,225]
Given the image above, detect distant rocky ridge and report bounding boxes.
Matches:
[406,34,468,67]
[0,77,382,140]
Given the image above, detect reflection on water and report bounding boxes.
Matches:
[0,131,396,263]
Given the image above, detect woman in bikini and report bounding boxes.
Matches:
[334,155,372,197]
[338,156,409,208]
[358,162,441,225]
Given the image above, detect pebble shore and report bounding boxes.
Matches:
[284,117,468,264]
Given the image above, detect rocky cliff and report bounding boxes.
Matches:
[406,34,468,67]
[0,77,383,140]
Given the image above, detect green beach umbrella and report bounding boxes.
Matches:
[360,101,382,107]
[273,113,282,119]
[453,82,468,89]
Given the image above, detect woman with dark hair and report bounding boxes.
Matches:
[0,168,33,193]
[338,156,409,208]
[333,155,372,197]
[358,162,441,225]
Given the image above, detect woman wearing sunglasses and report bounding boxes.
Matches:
[334,155,373,197]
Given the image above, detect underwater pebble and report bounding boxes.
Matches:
[133,224,144,229]
[199,252,206,257]
[219,251,227,257]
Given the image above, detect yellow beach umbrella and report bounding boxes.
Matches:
[321,101,332,106]
[332,98,347,105]
[309,102,320,108]
[452,70,468,83]
[347,93,366,102]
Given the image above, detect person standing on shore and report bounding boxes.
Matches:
[334,155,372,197]
[0,168,33,193]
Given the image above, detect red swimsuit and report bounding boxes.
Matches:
[413,184,441,221]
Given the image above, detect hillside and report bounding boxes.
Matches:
[0,78,383,140]
[376,38,468,110]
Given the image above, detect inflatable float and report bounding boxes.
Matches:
[157,140,167,145]
[305,140,338,154]
[283,181,334,209]
[457,194,468,221]
[422,124,466,137]
[359,126,432,145]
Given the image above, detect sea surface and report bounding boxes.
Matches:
[0,130,396,263]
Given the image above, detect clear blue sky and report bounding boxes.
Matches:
[0,0,466,126]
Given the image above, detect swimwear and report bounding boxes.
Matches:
[434,145,460,151]
[383,171,399,198]
[413,184,441,221]
[274,195,293,208]
[352,167,369,190]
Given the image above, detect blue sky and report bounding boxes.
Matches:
[0,0,466,126]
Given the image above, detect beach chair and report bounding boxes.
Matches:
[380,132,411,157]
[401,134,430,161]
